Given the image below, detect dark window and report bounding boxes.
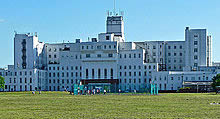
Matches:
[104,69,107,78]
[98,69,101,78]
[86,69,89,79]
[108,54,113,57]
[106,36,110,40]
[111,69,113,79]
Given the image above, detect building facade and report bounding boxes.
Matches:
[0,14,218,92]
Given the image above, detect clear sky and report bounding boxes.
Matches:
[0,0,220,67]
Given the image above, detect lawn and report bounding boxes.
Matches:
[0,92,219,119]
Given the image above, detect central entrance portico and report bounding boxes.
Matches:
[80,79,119,93]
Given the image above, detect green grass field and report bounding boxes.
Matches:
[0,92,219,119]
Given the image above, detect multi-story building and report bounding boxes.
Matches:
[0,14,218,92]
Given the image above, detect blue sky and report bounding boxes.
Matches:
[0,0,220,67]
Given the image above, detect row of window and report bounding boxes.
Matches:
[86,54,113,58]
[5,85,34,91]
[119,53,142,59]
[119,78,147,84]
[49,54,57,58]
[49,72,81,78]
[4,71,32,76]
[155,76,209,81]
[48,66,81,71]
[49,79,76,84]
[119,65,156,70]
[81,45,116,50]
[168,52,183,56]
[119,71,144,77]
[85,69,114,79]
[9,77,32,84]
[48,48,62,52]
[168,45,183,49]
[168,59,183,63]
[61,55,81,59]
[168,65,182,70]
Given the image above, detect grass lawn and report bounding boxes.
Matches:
[0,92,219,119]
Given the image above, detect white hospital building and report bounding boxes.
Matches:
[0,14,219,92]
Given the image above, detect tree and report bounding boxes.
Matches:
[0,76,5,90]
[211,74,220,92]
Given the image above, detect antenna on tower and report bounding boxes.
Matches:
[107,10,110,16]
[113,0,116,16]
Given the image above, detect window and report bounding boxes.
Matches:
[98,69,101,78]
[194,63,198,67]
[104,69,107,78]
[194,55,198,60]
[106,36,110,40]
[180,53,182,56]
[194,41,198,45]
[168,46,171,49]
[194,48,198,52]
[180,45,182,49]
[86,69,89,78]
[111,69,113,79]
[138,66,141,69]
[168,53,171,56]
[174,53,176,56]
[171,77,174,80]
[109,45,111,49]
[108,54,113,57]
[97,54,101,58]
[174,46,176,49]
[97,46,101,49]
[49,55,51,58]
[194,34,198,38]
[54,55,57,58]
[153,46,156,49]
[139,72,141,76]
[92,69,95,78]
[86,54,90,58]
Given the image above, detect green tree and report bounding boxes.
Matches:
[211,74,220,91]
[0,75,5,89]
